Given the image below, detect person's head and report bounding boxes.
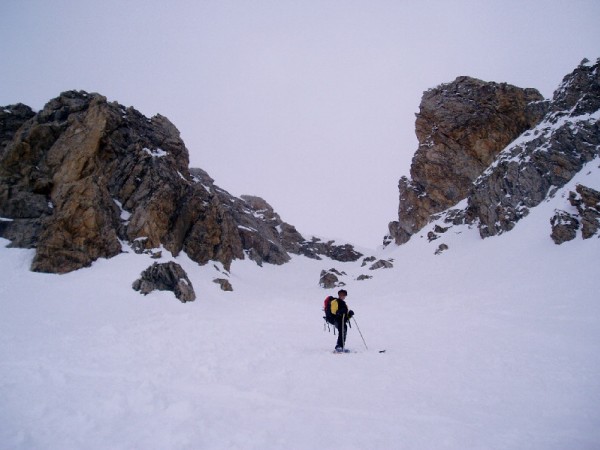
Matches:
[338,289,347,299]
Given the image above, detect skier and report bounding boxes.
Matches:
[331,289,354,352]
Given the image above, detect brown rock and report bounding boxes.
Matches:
[390,77,545,244]
[133,262,196,302]
[569,184,600,239]
[1,90,362,274]
[213,278,233,292]
[319,268,347,289]
[369,259,393,270]
[32,178,122,273]
[550,210,579,244]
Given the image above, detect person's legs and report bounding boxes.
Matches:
[335,320,347,350]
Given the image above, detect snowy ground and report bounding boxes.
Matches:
[1,163,600,450]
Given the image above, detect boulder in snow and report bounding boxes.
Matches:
[319,268,346,289]
[213,278,233,292]
[132,262,196,302]
[550,210,579,244]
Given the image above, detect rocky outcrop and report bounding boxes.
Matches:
[389,77,546,244]
[1,104,36,157]
[550,184,600,244]
[0,104,49,249]
[0,91,361,273]
[319,268,346,289]
[0,93,128,272]
[360,256,376,267]
[132,261,196,302]
[550,210,579,244]
[434,243,449,255]
[389,59,600,246]
[570,184,600,239]
[297,237,362,262]
[213,278,233,292]
[551,184,600,244]
[466,59,600,237]
[368,259,394,270]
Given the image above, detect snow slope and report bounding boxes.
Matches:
[1,160,600,450]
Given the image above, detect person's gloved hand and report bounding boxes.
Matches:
[348,310,354,318]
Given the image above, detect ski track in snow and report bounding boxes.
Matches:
[1,162,600,449]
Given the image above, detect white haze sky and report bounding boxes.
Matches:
[1,1,599,248]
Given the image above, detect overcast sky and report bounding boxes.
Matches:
[2,1,599,248]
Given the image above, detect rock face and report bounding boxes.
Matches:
[1,104,35,156]
[389,76,546,244]
[571,185,600,239]
[466,59,600,237]
[0,91,362,273]
[551,184,600,244]
[132,262,196,302]
[389,59,600,245]
[550,209,579,244]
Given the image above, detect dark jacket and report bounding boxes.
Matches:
[333,297,352,349]
[332,297,350,321]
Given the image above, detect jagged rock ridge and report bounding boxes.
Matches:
[0,91,362,273]
[389,58,600,245]
[466,59,600,238]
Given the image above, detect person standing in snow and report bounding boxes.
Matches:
[332,289,354,352]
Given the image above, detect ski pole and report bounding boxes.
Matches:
[342,313,346,351]
[352,317,368,350]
